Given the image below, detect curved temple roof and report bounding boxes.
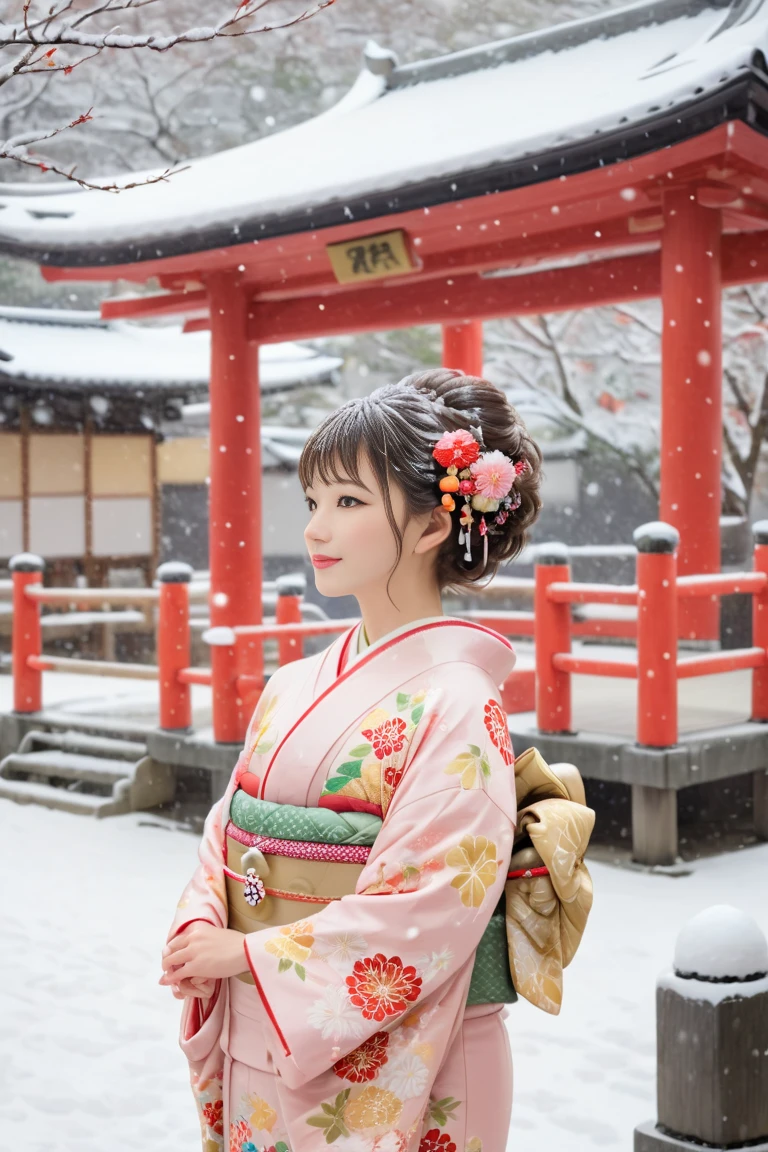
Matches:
[0,307,342,393]
[0,0,768,268]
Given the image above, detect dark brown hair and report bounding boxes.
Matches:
[298,369,543,594]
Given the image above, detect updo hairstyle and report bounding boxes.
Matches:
[298,369,543,592]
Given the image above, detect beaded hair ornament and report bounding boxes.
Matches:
[432,426,527,569]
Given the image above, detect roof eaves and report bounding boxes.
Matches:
[8,69,760,271]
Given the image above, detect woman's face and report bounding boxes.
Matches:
[303,452,440,599]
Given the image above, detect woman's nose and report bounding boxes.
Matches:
[305,517,330,545]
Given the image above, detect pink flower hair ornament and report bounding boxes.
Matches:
[432,430,527,568]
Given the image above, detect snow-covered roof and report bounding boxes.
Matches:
[0,306,342,393]
[0,0,767,268]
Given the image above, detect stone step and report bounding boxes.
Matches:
[1,749,134,787]
[30,710,154,742]
[17,729,146,762]
[0,776,129,817]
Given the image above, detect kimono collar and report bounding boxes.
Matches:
[340,614,516,687]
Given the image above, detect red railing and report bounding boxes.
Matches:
[535,521,768,746]
[14,523,761,747]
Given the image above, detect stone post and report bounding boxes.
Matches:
[635,905,768,1150]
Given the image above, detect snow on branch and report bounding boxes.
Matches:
[0,0,334,188]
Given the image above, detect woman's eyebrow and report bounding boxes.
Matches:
[307,476,374,495]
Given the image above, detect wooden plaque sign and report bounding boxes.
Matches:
[326,229,416,283]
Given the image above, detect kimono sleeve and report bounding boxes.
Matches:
[165,787,231,1076]
[242,674,517,1092]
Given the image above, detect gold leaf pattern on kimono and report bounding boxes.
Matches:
[264,919,315,964]
[466,1139,483,1152]
[344,1085,403,1131]
[445,835,499,907]
[245,1092,277,1133]
[443,744,491,791]
[249,692,280,758]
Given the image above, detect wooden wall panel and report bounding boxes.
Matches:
[157,437,209,485]
[0,433,23,498]
[29,433,85,495]
[91,434,152,497]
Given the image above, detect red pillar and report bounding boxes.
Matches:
[275,574,305,667]
[634,522,679,747]
[10,552,43,713]
[157,561,192,731]
[442,321,484,376]
[207,273,263,744]
[660,188,722,641]
[752,521,768,723]
[534,543,572,733]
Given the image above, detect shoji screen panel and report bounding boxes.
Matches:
[90,434,153,556]
[29,433,86,558]
[0,433,23,558]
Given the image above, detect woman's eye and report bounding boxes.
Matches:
[338,496,361,508]
[304,497,316,512]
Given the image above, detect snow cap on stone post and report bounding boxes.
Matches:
[535,542,569,566]
[156,561,193,584]
[673,905,768,983]
[633,521,679,554]
[276,572,306,598]
[9,552,44,573]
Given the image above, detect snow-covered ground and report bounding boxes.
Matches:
[2,798,767,1152]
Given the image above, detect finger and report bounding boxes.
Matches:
[165,933,188,954]
[162,948,189,973]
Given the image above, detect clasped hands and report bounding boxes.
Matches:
[159,922,249,1000]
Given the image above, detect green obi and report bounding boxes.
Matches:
[229,790,517,1008]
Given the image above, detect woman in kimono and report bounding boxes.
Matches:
[160,368,544,1152]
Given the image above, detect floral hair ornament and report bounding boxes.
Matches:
[433,429,526,568]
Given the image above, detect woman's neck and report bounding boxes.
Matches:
[356,587,445,646]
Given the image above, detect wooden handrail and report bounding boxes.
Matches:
[25,586,159,606]
[27,654,159,679]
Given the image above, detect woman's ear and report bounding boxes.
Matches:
[414,505,453,555]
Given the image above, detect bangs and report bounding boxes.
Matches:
[298,404,382,492]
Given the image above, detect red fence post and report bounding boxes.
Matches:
[157,562,192,731]
[635,522,679,747]
[535,543,572,733]
[752,521,768,722]
[276,573,305,667]
[10,553,44,713]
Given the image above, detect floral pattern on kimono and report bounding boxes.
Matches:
[169,619,519,1152]
[318,688,430,818]
[239,670,516,1148]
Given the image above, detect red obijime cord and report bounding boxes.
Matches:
[507,865,550,880]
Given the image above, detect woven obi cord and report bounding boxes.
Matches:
[224,790,517,1007]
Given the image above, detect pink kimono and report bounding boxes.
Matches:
[169,617,519,1152]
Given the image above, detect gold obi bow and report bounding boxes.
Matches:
[505,747,595,1015]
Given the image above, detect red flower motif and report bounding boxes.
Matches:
[346,953,422,1021]
[229,1118,252,1152]
[432,429,481,470]
[419,1130,457,1152]
[483,699,514,765]
[333,1030,390,1082]
[361,717,407,761]
[202,1099,224,1136]
[384,761,404,790]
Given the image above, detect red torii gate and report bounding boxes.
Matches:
[6,3,768,744]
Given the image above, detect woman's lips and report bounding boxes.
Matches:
[311,555,341,569]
